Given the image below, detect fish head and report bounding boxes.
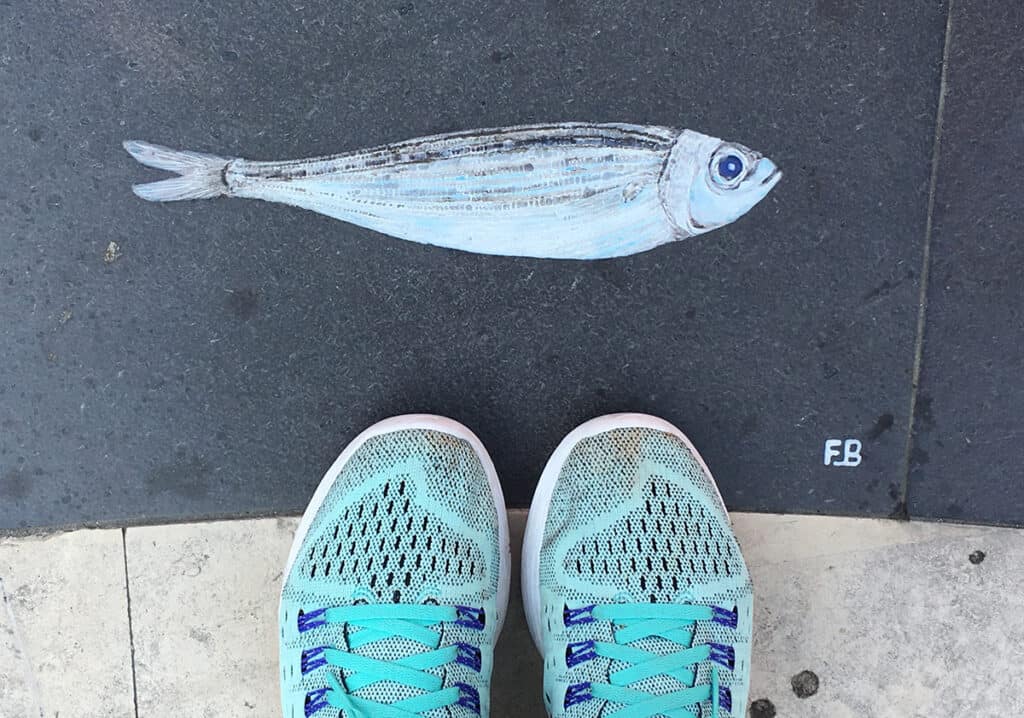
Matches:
[659,130,781,236]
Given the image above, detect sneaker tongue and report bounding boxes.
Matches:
[344,623,479,718]
[604,596,705,715]
[349,632,431,706]
[609,634,694,707]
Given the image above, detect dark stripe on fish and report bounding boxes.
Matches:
[242,124,676,181]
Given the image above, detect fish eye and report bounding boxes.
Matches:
[718,155,743,180]
[713,153,745,185]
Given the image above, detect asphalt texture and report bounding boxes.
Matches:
[3,1,1012,530]
[909,1,1024,525]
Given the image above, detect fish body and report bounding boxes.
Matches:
[125,123,780,260]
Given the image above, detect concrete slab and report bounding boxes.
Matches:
[738,514,1024,716]
[117,511,1024,717]
[122,513,545,718]
[0,529,134,718]
[124,517,297,718]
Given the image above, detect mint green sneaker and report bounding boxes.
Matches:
[280,415,510,718]
[522,414,752,718]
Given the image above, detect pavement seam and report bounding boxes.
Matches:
[122,528,142,718]
[899,0,956,520]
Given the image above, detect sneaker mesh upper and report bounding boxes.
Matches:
[280,428,501,718]
[537,426,753,718]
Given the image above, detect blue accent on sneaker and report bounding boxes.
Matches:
[708,642,735,670]
[456,642,483,671]
[719,685,733,712]
[455,682,481,714]
[564,682,593,708]
[455,605,486,630]
[297,607,328,633]
[565,640,598,667]
[711,606,738,629]
[304,687,331,717]
[563,604,596,627]
[300,646,329,674]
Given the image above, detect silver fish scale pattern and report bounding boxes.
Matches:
[563,477,741,603]
[126,122,779,258]
[217,122,691,259]
[237,123,678,178]
[235,142,666,213]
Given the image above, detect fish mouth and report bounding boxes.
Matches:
[760,167,782,187]
[754,158,782,189]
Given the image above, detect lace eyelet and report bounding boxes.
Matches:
[300,646,329,674]
[564,682,592,708]
[454,682,481,714]
[297,607,328,633]
[719,686,733,712]
[303,687,330,717]
[565,640,597,667]
[455,605,486,630]
[707,642,735,670]
[563,604,596,627]
[710,605,738,629]
[455,642,483,671]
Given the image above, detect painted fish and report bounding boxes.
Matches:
[124,123,780,260]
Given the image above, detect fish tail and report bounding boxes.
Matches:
[123,140,235,201]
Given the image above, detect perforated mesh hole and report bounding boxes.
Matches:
[537,427,754,718]
[563,475,739,601]
[282,429,503,718]
[295,456,489,603]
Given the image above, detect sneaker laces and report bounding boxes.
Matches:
[562,603,737,718]
[300,603,486,718]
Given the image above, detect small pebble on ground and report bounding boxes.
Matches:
[791,670,820,698]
